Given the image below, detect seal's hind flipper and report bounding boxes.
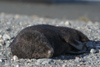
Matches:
[59,33,84,51]
[77,31,90,42]
[69,40,84,50]
[65,44,87,54]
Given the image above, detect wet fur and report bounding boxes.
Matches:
[10,24,89,59]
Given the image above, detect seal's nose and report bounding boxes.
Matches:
[47,48,54,58]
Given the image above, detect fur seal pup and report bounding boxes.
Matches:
[10,24,89,59]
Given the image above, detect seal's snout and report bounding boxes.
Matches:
[47,48,54,58]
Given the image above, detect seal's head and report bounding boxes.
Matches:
[10,30,54,59]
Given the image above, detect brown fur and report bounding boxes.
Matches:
[10,24,89,59]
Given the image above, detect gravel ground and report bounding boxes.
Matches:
[0,13,100,67]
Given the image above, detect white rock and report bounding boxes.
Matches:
[0,39,4,46]
[5,41,10,47]
[62,63,67,67]
[37,59,53,64]
[65,21,71,26]
[42,61,49,64]
[0,39,4,43]
[3,34,10,40]
[75,58,80,62]
[90,49,97,54]
[16,64,20,67]
[0,43,2,46]
[15,15,19,19]
[0,35,2,38]
[13,55,18,61]
[0,59,2,62]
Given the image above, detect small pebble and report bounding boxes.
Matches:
[75,57,84,63]
[12,55,18,61]
[75,58,80,62]
[0,39,4,43]
[0,40,4,46]
[16,64,20,67]
[0,59,5,63]
[37,59,53,64]
[42,61,49,64]
[5,41,10,47]
[65,21,71,26]
[90,49,97,54]
[75,57,80,59]
[62,63,67,67]
[6,28,12,32]
[15,15,20,19]
[0,35,2,38]
[3,34,10,40]
[95,46,100,49]
[0,59,2,62]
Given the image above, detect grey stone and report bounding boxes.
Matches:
[16,64,20,67]
[13,55,19,61]
[5,41,10,47]
[2,34,10,40]
[0,39,4,45]
[42,61,50,64]
[37,59,53,64]
[0,59,3,62]
[75,58,80,62]
[65,21,71,26]
[90,49,97,54]
[0,35,2,38]
[95,46,100,49]
[62,63,68,67]
[6,28,12,32]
